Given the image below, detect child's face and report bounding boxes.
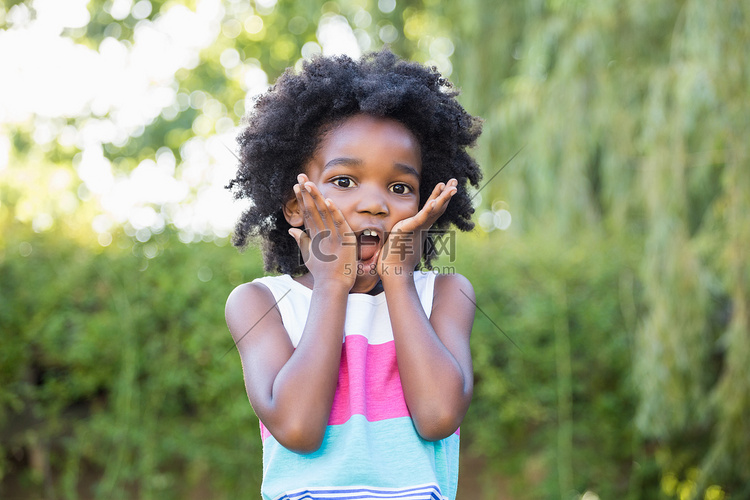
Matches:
[298,114,422,288]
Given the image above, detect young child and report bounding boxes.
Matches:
[225,49,482,500]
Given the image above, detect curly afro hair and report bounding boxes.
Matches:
[227,48,483,275]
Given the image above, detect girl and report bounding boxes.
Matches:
[225,49,482,500]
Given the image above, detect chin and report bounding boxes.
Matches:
[352,272,381,293]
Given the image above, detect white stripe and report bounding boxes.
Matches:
[255,272,436,347]
[275,483,446,500]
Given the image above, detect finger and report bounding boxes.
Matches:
[420,178,455,214]
[288,227,310,251]
[400,184,456,233]
[292,182,305,219]
[397,182,444,232]
[433,180,458,207]
[301,179,335,231]
[392,208,430,234]
[431,178,457,203]
[424,182,445,206]
[423,191,455,224]
[288,227,313,265]
[296,176,327,231]
[416,182,453,224]
[294,182,323,231]
[414,200,440,227]
[424,179,458,217]
[323,197,354,241]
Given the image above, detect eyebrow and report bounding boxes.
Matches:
[323,157,421,179]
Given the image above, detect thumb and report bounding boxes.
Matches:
[288,227,309,249]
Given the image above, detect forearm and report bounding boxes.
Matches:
[265,281,349,451]
[382,275,471,440]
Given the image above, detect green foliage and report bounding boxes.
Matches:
[0,226,265,499]
[451,0,750,497]
[455,230,641,499]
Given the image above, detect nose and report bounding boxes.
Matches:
[355,184,389,216]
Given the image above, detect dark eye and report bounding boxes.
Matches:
[333,177,352,188]
[390,183,412,194]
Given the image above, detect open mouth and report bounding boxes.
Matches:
[356,228,381,263]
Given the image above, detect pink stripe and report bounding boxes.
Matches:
[260,421,271,441]
[328,335,410,425]
[260,336,423,442]
[332,338,459,435]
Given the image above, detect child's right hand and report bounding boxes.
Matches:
[288,174,357,290]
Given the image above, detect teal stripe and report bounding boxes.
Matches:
[261,415,459,500]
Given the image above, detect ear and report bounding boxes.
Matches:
[282,196,304,227]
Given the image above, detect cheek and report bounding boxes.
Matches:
[396,197,420,217]
[316,185,338,201]
[316,183,332,195]
[316,186,354,209]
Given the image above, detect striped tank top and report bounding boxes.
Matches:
[252,271,459,500]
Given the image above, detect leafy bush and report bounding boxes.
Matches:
[1,222,743,499]
[1,226,265,499]
[455,229,646,499]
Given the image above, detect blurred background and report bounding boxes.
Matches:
[1,0,749,498]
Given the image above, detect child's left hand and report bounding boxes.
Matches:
[376,178,458,277]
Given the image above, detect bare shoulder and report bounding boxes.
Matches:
[225,280,283,344]
[226,280,276,311]
[434,272,475,304]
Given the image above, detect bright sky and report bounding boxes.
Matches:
[0,0,364,244]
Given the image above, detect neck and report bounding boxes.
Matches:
[294,274,384,295]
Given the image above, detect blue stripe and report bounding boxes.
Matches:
[262,415,459,500]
